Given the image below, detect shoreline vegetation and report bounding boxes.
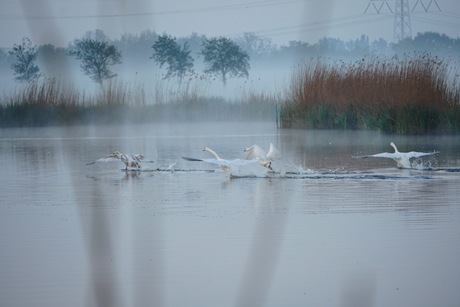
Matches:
[1,54,459,134]
[0,77,280,126]
[280,54,460,134]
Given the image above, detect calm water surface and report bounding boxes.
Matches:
[1,122,459,307]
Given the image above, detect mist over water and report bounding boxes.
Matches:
[2,1,459,304]
[1,122,459,307]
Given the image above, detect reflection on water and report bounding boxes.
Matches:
[1,122,460,307]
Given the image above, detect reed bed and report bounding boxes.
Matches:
[0,77,277,126]
[281,54,460,133]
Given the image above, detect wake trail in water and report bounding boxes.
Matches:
[97,159,459,180]
[129,167,452,180]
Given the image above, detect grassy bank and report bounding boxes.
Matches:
[280,54,460,134]
[0,78,278,127]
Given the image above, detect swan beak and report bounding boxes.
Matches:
[266,162,273,170]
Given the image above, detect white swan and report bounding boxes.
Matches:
[353,142,439,169]
[242,143,282,170]
[87,151,151,170]
[182,147,259,175]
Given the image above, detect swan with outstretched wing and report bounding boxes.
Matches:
[87,151,153,170]
[242,143,282,170]
[353,142,439,169]
[182,147,259,176]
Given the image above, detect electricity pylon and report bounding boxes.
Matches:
[365,0,441,42]
[393,0,412,42]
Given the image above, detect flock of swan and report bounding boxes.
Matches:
[86,142,440,175]
[181,143,282,176]
[182,147,260,175]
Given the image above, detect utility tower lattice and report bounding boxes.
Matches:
[394,0,412,42]
[364,0,441,42]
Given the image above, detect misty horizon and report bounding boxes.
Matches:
[1,0,459,48]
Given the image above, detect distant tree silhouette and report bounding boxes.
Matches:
[393,32,460,57]
[370,38,391,56]
[201,37,250,87]
[317,37,347,56]
[177,32,207,61]
[68,35,121,85]
[9,37,41,83]
[277,40,315,59]
[235,32,275,58]
[115,30,158,67]
[36,44,69,76]
[345,35,369,56]
[151,34,194,85]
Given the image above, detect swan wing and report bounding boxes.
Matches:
[131,154,154,163]
[131,154,145,161]
[203,158,228,166]
[182,156,205,162]
[182,156,229,167]
[353,152,399,159]
[406,151,439,159]
[183,156,258,169]
[243,144,267,160]
[86,154,120,165]
[370,152,401,159]
[266,143,282,160]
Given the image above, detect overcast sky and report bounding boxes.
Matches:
[0,0,459,48]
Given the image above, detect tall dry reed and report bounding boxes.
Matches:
[0,75,277,126]
[282,53,460,133]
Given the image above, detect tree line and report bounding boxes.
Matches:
[2,30,459,86]
[4,31,251,87]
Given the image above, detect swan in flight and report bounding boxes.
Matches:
[353,142,439,169]
[86,151,152,170]
[242,143,282,170]
[182,147,259,176]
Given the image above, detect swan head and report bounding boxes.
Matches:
[262,160,273,170]
[112,151,122,158]
[202,147,221,160]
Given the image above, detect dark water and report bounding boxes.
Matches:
[1,122,459,307]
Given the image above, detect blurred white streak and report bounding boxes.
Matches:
[84,178,125,307]
[18,0,73,78]
[299,0,334,43]
[234,179,289,307]
[19,0,64,46]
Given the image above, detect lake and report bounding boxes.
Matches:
[1,121,459,307]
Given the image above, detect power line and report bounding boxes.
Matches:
[364,0,443,42]
[241,14,393,39]
[411,14,460,29]
[412,0,441,12]
[0,0,308,21]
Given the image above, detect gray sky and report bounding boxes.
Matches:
[0,0,459,48]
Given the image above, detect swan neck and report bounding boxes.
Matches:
[390,142,399,153]
[205,147,221,160]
